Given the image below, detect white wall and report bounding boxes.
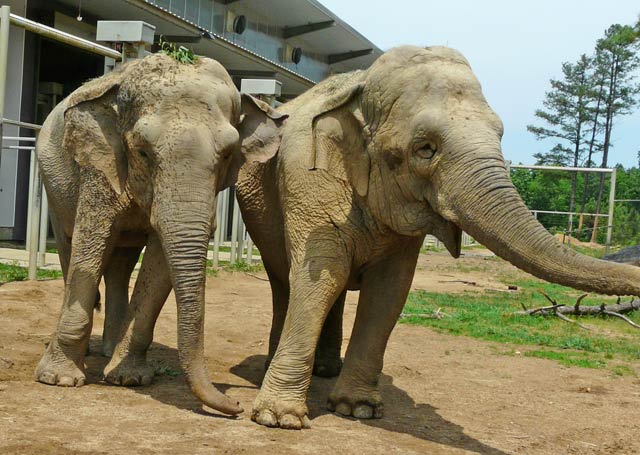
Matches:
[0,0,26,229]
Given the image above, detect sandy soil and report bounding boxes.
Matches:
[1,250,639,454]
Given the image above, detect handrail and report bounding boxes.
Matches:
[2,117,41,130]
[9,13,122,61]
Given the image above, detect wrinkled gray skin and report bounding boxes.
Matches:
[234,46,640,429]
[35,53,285,416]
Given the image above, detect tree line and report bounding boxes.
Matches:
[517,18,640,246]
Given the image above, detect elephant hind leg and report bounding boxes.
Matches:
[104,232,172,386]
[313,290,346,378]
[102,246,143,357]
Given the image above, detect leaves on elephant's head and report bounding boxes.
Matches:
[158,35,198,64]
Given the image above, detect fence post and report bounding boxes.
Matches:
[28,135,42,280]
[605,168,617,254]
[0,5,10,141]
[38,185,48,266]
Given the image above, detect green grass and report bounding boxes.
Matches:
[402,280,640,373]
[205,259,265,276]
[0,262,63,283]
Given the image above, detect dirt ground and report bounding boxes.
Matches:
[1,250,639,454]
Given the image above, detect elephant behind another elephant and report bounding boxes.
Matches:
[35,53,286,416]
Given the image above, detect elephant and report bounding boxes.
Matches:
[232,45,640,429]
[34,53,286,416]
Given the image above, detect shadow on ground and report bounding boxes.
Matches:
[86,336,506,454]
[231,354,508,455]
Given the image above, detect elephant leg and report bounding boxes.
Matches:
[313,290,346,378]
[252,254,349,429]
[49,209,71,281]
[104,232,172,386]
[263,272,289,374]
[102,246,143,357]
[328,239,421,419]
[35,190,118,387]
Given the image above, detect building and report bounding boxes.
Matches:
[0,0,382,241]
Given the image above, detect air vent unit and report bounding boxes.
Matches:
[226,11,246,34]
[284,44,302,64]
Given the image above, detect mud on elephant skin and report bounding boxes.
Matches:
[235,45,640,429]
[34,53,286,416]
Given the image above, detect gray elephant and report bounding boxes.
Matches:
[233,46,640,429]
[35,53,285,416]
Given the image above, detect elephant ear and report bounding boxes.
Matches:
[221,93,288,190]
[62,76,127,195]
[64,69,125,113]
[310,83,369,197]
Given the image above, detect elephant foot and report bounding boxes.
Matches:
[35,349,86,387]
[327,383,384,419]
[101,339,115,358]
[313,354,342,378]
[103,353,154,386]
[251,392,311,430]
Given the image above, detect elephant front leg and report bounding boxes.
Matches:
[104,233,172,386]
[328,240,421,419]
[252,255,349,429]
[102,246,143,357]
[313,290,345,378]
[35,194,118,387]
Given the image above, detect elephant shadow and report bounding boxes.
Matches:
[85,336,241,419]
[230,354,508,455]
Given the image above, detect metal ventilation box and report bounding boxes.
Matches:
[240,79,282,96]
[96,21,155,44]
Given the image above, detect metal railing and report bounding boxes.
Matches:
[509,163,617,253]
[0,5,123,279]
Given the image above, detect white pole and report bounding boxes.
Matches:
[246,236,253,264]
[38,185,48,267]
[0,5,10,142]
[230,194,239,263]
[28,136,42,280]
[219,188,229,258]
[25,149,36,251]
[605,169,617,254]
[237,209,245,262]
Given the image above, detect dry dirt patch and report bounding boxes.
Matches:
[1,250,639,454]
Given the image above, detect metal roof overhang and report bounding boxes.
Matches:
[53,0,383,95]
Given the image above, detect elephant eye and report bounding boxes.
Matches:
[415,141,438,160]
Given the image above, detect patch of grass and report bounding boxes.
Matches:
[611,364,636,377]
[151,361,181,378]
[205,259,264,276]
[158,35,198,64]
[566,243,606,259]
[0,262,63,283]
[402,281,640,372]
[524,349,606,369]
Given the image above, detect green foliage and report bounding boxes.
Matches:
[0,262,63,283]
[511,165,640,246]
[205,259,265,275]
[402,280,640,373]
[158,36,198,64]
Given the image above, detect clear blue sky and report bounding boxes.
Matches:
[319,0,640,168]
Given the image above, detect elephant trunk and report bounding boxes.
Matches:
[442,153,640,297]
[154,183,243,416]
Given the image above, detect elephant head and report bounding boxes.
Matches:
[308,45,640,297]
[64,54,286,414]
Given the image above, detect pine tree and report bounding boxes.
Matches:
[590,24,640,242]
[527,54,595,232]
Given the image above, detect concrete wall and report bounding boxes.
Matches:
[0,0,27,239]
